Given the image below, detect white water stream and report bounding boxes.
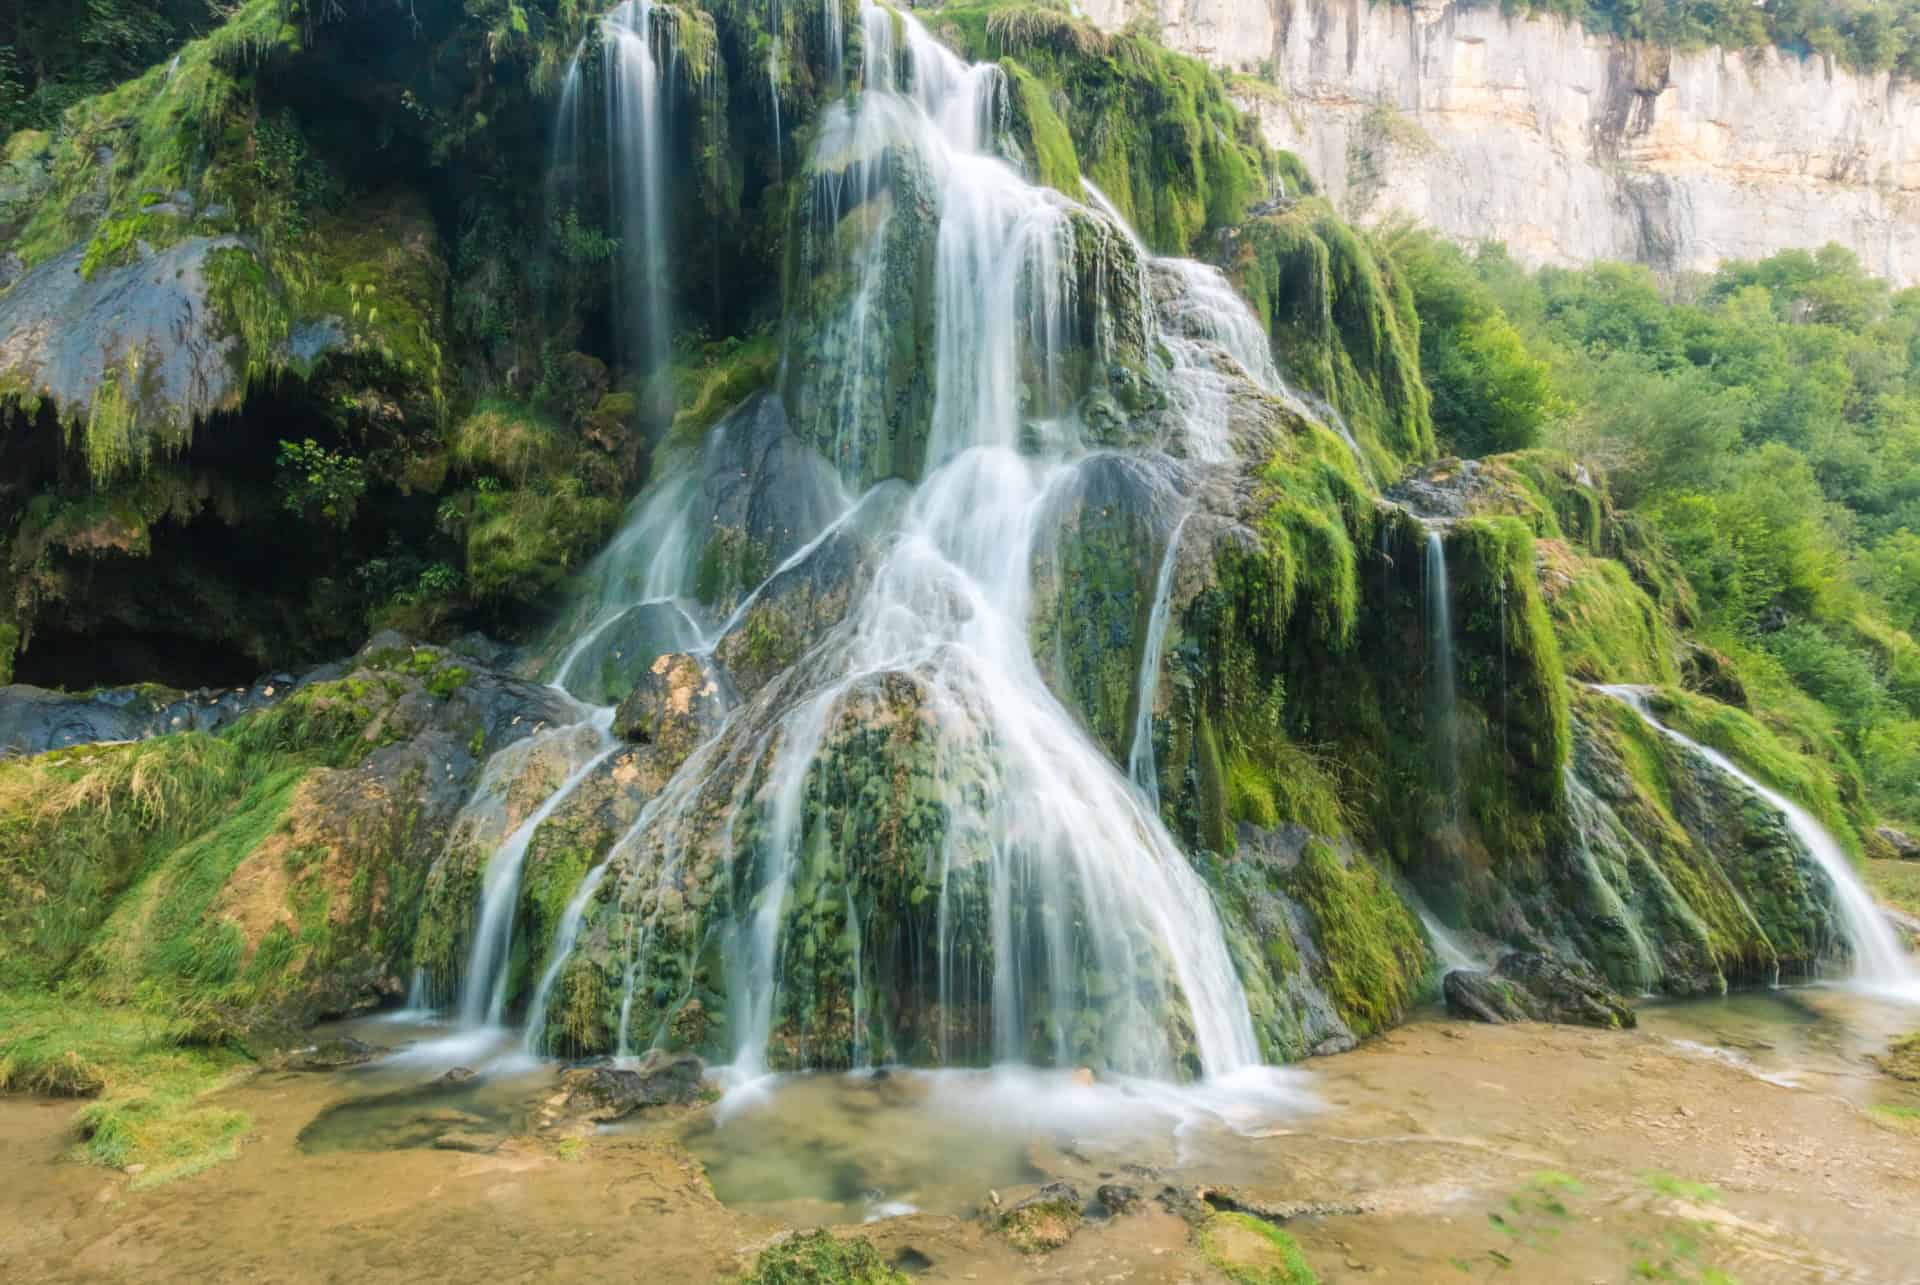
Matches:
[1597,685,1919,1000]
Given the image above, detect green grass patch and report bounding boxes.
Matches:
[0,991,253,1186]
[1867,858,1920,921]
[736,1228,908,1283]
[1868,1104,1920,1133]
[1197,1211,1319,1285]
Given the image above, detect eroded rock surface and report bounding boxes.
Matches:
[1088,0,1920,282]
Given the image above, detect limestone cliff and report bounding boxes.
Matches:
[1083,0,1920,282]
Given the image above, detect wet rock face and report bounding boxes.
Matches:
[781,142,941,491]
[555,602,706,708]
[1879,826,1920,861]
[612,652,725,770]
[0,670,308,757]
[709,480,906,701]
[1443,953,1637,1030]
[0,238,282,449]
[1386,457,1516,522]
[1028,453,1180,761]
[693,392,851,615]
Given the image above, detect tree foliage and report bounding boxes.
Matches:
[1399,233,1920,824]
[1466,0,1920,78]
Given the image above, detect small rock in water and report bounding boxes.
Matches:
[439,1066,478,1085]
[433,1130,502,1154]
[1068,1066,1095,1088]
[122,1164,146,1177]
[1093,1183,1140,1216]
[286,1036,384,1071]
[998,1182,1083,1254]
[549,1050,705,1125]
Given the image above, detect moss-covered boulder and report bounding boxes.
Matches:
[0,633,574,1032]
[613,653,726,766]
[738,1229,909,1285]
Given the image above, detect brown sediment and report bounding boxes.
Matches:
[1,1014,1918,1283]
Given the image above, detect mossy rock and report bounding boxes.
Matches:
[1219,200,1432,479]
[1197,1211,1320,1284]
[738,1229,908,1284]
[1876,1032,1920,1081]
[999,1183,1083,1254]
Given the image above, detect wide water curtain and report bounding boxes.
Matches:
[489,0,1272,1080]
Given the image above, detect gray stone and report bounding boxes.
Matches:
[1443,952,1637,1030]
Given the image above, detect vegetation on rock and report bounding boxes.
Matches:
[737,1229,909,1284]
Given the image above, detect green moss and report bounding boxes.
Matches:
[9,0,299,272]
[1541,545,1680,686]
[1000,60,1079,196]
[454,401,566,484]
[937,6,1273,255]
[1877,1032,1920,1081]
[4,130,52,165]
[1000,1196,1083,1254]
[694,527,772,608]
[1447,517,1573,861]
[1653,686,1865,859]
[0,621,16,685]
[1288,841,1423,1037]
[737,1229,909,1283]
[668,331,782,449]
[83,769,303,999]
[1223,200,1434,477]
[1172,423,1371,851]
[1197,1211,1320,1285]
[464,489,621,605]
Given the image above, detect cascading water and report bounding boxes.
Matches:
[1597,685,1920,999]
[526,2,1272,1082]
[1425,528,1458,808]
[1417,909,1483,974]
[1128,509,1190,805]
[1078,176,1360,469]
[552,0,677,376]
[457,710,618,1027]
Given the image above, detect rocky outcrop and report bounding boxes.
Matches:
[0,237,282,450]
[540,1051,707,1127]
[1443,952,1637,1028]
[1086,0,1920,282]
[0,670,306,757]
[612,652,726,766]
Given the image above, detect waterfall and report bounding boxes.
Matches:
[1597,685,1919,999]
[456,710,618,1027]
[526,1,1265,1081]
[552,0,677,377]
[1079,176,1368,470]
[1425,529,1458,808]
[1418,910,1483,974]
[1128,509,1190,805]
